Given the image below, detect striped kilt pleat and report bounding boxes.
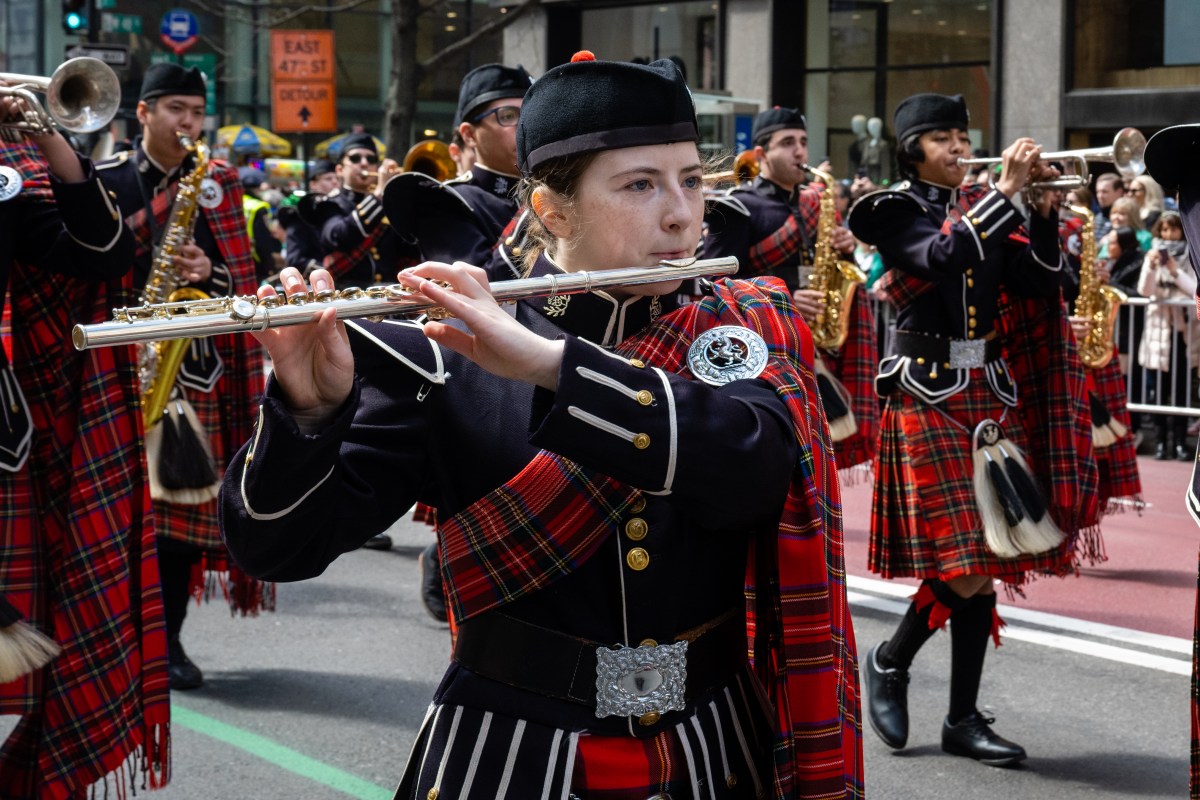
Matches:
[394,673,773,800]
[869,376,1074,582]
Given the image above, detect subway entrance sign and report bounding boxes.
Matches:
[270,30,336,133]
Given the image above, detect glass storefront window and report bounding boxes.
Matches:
[581,1,721,91]
[1071,0,1200,89]
[806,0,992,183]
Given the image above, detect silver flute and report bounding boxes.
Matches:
[72,257,739,350]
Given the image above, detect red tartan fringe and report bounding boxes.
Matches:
[85,724,169,799]
[187,556,277,617]
[991,608,1006,648]
[1103,495,1147,517]
[411,503,438,528]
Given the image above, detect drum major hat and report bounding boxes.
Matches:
[139,62,206,102]
[516,51,698,175]
[894,93,969,142]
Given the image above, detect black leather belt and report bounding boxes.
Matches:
[894,330,1002,367]
[453,609,745,709]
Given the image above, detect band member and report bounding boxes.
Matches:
[700,107,877,472]
[300,132,419,290]
[848,93,1098,766]
[1143,122,1200,800]
[1053,190,1142,514]
[240,166,278,283]
[277,158,336,277]
[222,53,862,798]
[96,62,270,691]
[0,102,153,798]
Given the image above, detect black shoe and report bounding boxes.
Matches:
[941,711,1026,766]
[419,542,448,623]
[863,642,909,749]
[1154,442,1167,460]
[361,533,393,551]
[1176,444,1192,462]
[168,640,204,691]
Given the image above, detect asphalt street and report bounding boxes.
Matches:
[26,510,1171,800]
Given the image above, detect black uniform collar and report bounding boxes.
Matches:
[521,253,680,348]
[135,141,191,194]
[470,163,520,200]
[908,178,959,208]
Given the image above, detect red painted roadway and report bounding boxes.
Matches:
[841,454,1199,639]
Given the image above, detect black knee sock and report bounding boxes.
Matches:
[880,579,968,670]
[158,546,199,644]
[948,592,996,724]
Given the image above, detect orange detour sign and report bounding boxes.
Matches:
[270,30,336,133]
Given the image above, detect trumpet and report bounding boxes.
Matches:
[0,57,120,135]
[72,257,739,350]
[957,127,1146,190]
[704,150,760,189]
[361,140,457,183]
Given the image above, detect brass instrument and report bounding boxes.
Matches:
[957,127,1146,191]
[0,57,120,134]
[139,134,211,428]
[806,164,866,350]
[1068,204,1126,369]
[704,150,760,190]
[402,139,457,181]
[73,257,740,349]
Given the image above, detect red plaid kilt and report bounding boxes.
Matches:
[870,377,1075,583]
[1087,353,1142,509]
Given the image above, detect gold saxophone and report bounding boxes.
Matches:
[1068,204,1126,369]
[807,165,866,350]
[139,133,212,428]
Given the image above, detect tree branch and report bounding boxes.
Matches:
[419,0,543,72]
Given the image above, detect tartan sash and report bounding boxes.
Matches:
[819,290,878,472]
[438,277,863,799]
[1087,352,1142,512]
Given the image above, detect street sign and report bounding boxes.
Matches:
[160,8,198,55]
[101,12,141,34]
[272,82,337,133]
[64,42,130,68]
[270,30,336,134]
[270,30,335,82]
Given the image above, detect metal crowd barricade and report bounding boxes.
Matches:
[866,293,1200,421]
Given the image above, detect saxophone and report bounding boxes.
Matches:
[1068,204,1126,369]
[806,164,867,350]
[139,133,212,428]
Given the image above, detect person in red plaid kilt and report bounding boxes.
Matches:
[699,108,878,474]
[96,63,269,692]
[848,93,1099,767]
[1143,123,1200,800]
[0,99,159,799]
[223,52,863,799]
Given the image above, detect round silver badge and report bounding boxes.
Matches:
[687,325,769,386]
[198,177,223,209]
[0,166,23,202]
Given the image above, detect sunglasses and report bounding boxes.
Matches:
[471,105,520,127]
[345,153,379,165]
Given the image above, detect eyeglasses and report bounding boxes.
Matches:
[471,105,520,127]
[345,153,379,165]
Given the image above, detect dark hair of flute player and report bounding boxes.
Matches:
[221,51,860,798]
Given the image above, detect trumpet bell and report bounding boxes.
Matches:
[1110,127,1147,179]
[0,57,121,134]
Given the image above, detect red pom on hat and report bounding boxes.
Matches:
[571,50,596,62]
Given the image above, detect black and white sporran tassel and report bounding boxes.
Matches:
[815,358,858,442]
[1088,390,1127,449]
[146,394,220,505]
[972,419,1064,557]
[0,595,60,683]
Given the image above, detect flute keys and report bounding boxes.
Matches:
[231,298,256,320]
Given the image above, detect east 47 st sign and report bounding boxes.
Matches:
[270,30,335,82]
[270,30,336,133]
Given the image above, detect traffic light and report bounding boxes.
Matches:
[62,0,89,34]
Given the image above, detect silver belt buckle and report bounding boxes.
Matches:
[948,338,987,369]
[594,641,688,719]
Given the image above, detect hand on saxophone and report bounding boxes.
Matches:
[174,243,212,283]
[254,267,354,421]
[792,288,826,324]
[1067,315,1090,340]
[831,226,855,256]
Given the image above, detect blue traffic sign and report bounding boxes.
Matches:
[160,9,198,54]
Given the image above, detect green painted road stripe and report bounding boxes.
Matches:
[172,705,394,800]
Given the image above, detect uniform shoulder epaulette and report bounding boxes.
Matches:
[846,184,925,245]
[96,150,130,170]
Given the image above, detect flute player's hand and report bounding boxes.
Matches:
[254,267,354,419]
